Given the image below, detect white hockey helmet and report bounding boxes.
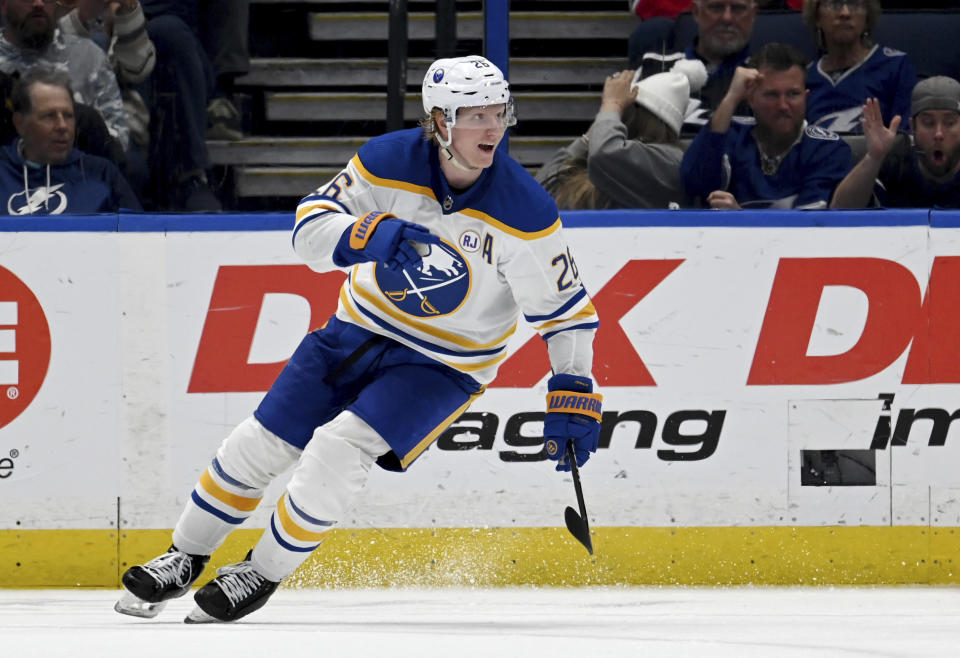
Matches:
[422,56,516,145]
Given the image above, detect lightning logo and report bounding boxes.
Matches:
[375,239,471,318]
[8,184,68,215]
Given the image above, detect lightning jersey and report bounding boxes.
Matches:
[292,128,599,386]
[680,122,853,209]
[806,45,916,134]
[0,140,141,214]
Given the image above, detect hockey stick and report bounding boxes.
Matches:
[564,442,593,555]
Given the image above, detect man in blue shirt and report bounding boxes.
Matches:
[831,76,960,208]
[0,67,140,214]
[681,42,852,209]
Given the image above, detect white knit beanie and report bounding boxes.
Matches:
[630,58,708,134]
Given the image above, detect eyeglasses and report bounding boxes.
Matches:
[701,2,753,17]
[820,0,867,12]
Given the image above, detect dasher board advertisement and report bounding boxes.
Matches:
[2,211,960,531]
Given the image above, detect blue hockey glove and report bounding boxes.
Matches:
[543,373,602,472]
[333,211,440,270]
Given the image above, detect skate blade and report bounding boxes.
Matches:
[114,591,168,619]
[184,605,221,624]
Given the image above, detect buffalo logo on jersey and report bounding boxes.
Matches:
[375,239,470,318]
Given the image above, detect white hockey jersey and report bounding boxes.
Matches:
[292,128,598,386]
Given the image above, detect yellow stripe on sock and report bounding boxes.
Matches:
[277,495,330,542]
[199,470,261,512]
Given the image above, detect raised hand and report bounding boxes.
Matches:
[600,69,635,115]
[727,66,764,105]
[862,97,902,162]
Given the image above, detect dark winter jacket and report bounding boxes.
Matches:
[0,140,140,215]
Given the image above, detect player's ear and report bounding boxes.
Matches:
[434,109,449,141]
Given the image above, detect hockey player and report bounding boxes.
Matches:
[115,55,602,623]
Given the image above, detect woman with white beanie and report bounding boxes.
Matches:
[536,58,707,210]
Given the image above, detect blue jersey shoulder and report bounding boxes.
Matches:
[473,151,559,234]
[356,128,433,188]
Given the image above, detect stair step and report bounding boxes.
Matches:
[236,163,539,198]
[236,166,341,198]
[308,11,634,41]
[209,136,570,166]
[236,56,628,88]
[264,91,599,122]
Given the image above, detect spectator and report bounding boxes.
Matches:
[55,0,155,199]
[0,67,140,214]
[627,1,692,67]
[55,0,221,210]
[537,58,707,209]
[140,0,247,141]
[681,42,852,209]
[802,0,916,134]
[636,0,758,132]
[831,77,960,208]
[0,0,130,156]
[56,0,155,152]
[135,0,222,210]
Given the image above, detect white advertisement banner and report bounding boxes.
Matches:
[2,223,960,530]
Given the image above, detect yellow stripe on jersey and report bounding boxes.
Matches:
[340,283,507,373]
[534,302,598,332]
[199,470,261,512]
[277,495,330,542]
[339,284,368,325]
[400,390,485,468]
[352,155,437,199]
[295,200,342,223]
[460,208,562,241]
[436,351,508,373]
[350,272,517,350]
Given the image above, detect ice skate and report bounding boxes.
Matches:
[114,546,209,619]
[185,551,278,623]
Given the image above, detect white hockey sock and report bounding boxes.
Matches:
[172,457,265,555]
[250,492,335,582]
[249,411,388,582]
[172,416,301,556]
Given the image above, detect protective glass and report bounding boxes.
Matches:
[454,98,517,130]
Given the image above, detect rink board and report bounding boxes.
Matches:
[3,210,960,587]
[3,526,959,588]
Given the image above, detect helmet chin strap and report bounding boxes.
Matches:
[438,125,479,172]
[441,145,478,172]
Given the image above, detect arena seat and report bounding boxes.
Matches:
[672,9,960,79]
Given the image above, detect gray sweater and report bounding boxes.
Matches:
[537,109,689,210]
[0,29,130,150]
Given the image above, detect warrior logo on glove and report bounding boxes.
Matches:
[375,239,470,318]
[543,374,603,472]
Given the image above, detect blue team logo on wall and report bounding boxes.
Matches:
[375,239,470,318]
[433,69,445,83]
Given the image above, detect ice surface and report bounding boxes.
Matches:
[1,586,958,658]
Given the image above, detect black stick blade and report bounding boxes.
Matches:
[565,505,593,555]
